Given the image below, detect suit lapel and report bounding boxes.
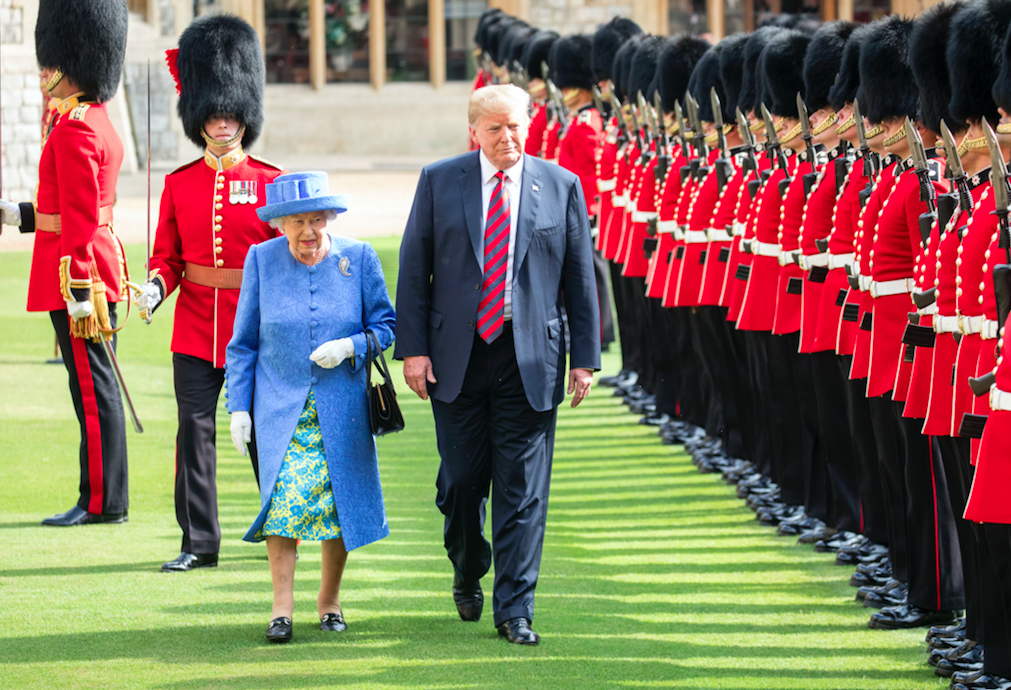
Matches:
[513,154,542,275]
[459,152,484,269]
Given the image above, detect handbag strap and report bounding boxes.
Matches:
[364,329,395,392]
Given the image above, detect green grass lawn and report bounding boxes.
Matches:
[0,238,946,689]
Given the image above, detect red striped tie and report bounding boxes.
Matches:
[477,171,510,343]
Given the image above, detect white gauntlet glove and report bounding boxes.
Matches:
[134,281,162,324]
[0,200,22,226]
[309,337,355,369]
[66,299,93,320]
[230,411,252,457]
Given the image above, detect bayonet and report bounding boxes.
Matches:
[686,93,709,180]
[797,92,819,198]
[592,84,606,118]
[906,116,938,246]
[674,100,690,156]
[484,52,498,84]
[654,91,671,184]
[711,87,733,192]
[737,107,761,200]
[941,119,973,214]
[761,103,789,180]
[984,119,1011,261]
[854,99,876,178]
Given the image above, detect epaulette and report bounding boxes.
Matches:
[69,103,90,121]
[249,154,284,171]
[169,159,203,175]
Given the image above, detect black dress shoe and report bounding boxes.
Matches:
[599,370,630,387]
[815,530,859,553]
[952,669,987,686]
[952,674,1011,690]
[161,552,219,572]
[867,604,957,630]
[933,643,983,677]
[41,505,128,526]
[453,577,483,622]
[850,565,891,589]
[928,639,979,667]
[862,579,908,608]
[928,630,967,650]
[320,611,347,632]
[927,617,966,641]
[497,617,539,645]
[857,576,903,602]
[266,616,292,643]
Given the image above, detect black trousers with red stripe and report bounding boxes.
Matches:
[51,306,128,516]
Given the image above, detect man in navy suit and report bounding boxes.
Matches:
[395,84,601,645]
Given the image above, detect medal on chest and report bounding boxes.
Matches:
[229,181,259,205]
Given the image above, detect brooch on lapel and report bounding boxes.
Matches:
[338,257,352,276]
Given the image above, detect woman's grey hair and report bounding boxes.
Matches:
[468,84,531,126]
[269,208,339,230]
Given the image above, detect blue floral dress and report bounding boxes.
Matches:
[254,390,341,541]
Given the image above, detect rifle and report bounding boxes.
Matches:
[686,94,710,181]
[591,84,606,118]
[674,100,693,184]
[984,119,1011,263]
[940,119,973,214]
[636,91,655,165]
[761,103,790,183]
[483,52,497,84]
[654,91,671,183]
[853,99,877,208]
[797,92,818,198]
[905,116,938,246]
[737,107,762,200]
[608,89,630,149]
[710,88,733,193]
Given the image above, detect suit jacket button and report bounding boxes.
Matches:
[468,320,474,328]
[311,304,318,310]
[311,376,318,384]
[311,340,317,347]
[474,283,480,290]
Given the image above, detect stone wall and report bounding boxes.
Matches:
[0,0,41,204]
[529,0,635,34]
[122,60,180,168]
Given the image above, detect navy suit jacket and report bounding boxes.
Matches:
[394,151,601,412]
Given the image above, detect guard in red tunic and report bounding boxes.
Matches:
[133,16,286,572]
[520,31,558,158]
[0,0,130,526]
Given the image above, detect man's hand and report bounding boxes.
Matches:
[134,281,162,324]
[0,200,21,227]
[66,299,93,320]
[567,368,593,407]
[403,355,437,401]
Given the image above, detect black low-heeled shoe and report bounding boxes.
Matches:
[266,616,292,643]
[320,611,347,632]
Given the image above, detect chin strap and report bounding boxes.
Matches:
[46,68,64,92]
[201,124,245,149]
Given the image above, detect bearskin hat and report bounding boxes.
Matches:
[996,19,1011,109]
[501,23,535,71]
[909,3,965,134]
[948,0,1011,127]
[474,8,504,51]
[522,31,559,80]
[36,0,128,104]
[690,45,725,122]
[485,17,520,65]
[859,16,918,124]
[717,33,749,119]
[759,30,811,117]
[612,34,644,101]
[550,35,595,90]
[627,35,665,103]
[496,21,530,67]
[592,17,643,83]
[803,21,856,113]
[174,14,265,149]
[827,23,870,112]
[657,34,711,113]
[740,27,783,115]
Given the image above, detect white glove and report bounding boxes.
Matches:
[310,337,355,369]
[0,199,21,226]
[230,411,252,457]
[134,281,162,324]
[66,299,93,320]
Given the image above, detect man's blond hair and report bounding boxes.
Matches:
[468,84,531,126]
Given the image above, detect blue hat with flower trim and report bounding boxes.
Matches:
[256,171,348,222]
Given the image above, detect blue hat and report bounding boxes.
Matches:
[256,171,348,222]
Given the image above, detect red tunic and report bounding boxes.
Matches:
[902,211,942,420]
[699,150,745,307]
[772,161,809,335]
[675,149,722,308]
[798,147,845,352]
[661,153,697,307]
[725,154,771,321]
[736,154,798,332]
[149,150,285,367]
[558,106,604,217]
[650,145,687,301]
[526,104,549,157]
[604,140,636,261]
[27,96,126,313]
[596,122,619,253]
[543,120,561,161]
[623,148,660,278]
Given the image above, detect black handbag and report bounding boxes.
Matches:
[365,329,405,436]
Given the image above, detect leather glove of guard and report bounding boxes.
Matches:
[66,299,93,320]
[0,199,21,226]
[309,337,355,369]
[230,411,252,457]
[134,281,163,324]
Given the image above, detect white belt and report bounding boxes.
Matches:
[858,275,872,292]
[732,221,748,237]
[960,314,984,335]
[918,302,939,316]
[684,230,709,244]
[739,238,752,253]
[598,178,617,192]
[706,227,733,242]
[778,250,797,267]
[934,315,960,333]
[627,200,637,215]
[611,192,628,208]
[753,241,780,258]
[657,220,679,234]
[828,253,854,270]
[990,386,1011,412]
[632,210,656,223]
[673,227,686,241]
[869,277,915,298]
[982,318,999,340]
[800,253,829,270]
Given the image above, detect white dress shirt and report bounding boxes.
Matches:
[478,149,523,320]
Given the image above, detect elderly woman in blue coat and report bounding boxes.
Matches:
[225,171,395,643]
